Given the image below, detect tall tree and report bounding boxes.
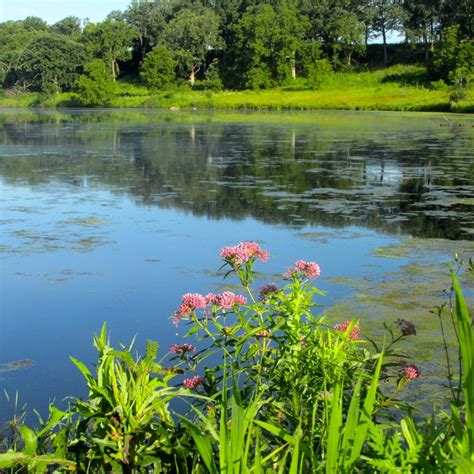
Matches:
[371,0,406,63]
[124,0,166,61]
[0,22,33,88]
[439,0,473,40]
[83,14,137,80]
[232,1,306,88]
[162,5,220,86]
[330,8,366,66]
[50,16,83,38]
[403,0,440,62]
[15,32,86,93]
[299,0,365,66]
[234,3,280,89]
[20,16,48,32]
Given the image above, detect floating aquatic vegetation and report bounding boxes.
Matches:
[327,236,473,408]
[58,217,109,227]
[0,359,34,373]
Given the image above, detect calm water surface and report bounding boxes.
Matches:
[1,109,473,419]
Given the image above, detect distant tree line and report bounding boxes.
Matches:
[0,0,472,98]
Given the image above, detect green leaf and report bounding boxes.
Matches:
[69,356,93,381]
[400,417,421,453]
[18,425,37,456]
[0,451,76,470]
[451,270,473,445]
[326,382,342,473]
[180,417,218,474]
[348,353,383,465]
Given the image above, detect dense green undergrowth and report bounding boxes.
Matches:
[1,66,473,113]
[0,244,472,473]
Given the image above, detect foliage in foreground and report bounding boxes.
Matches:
[0,244,472,473]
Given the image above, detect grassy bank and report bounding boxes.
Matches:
[1,65,473,113]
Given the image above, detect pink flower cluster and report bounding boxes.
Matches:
[399,362,421,380]
[214,291,248,309]
[183,375,204,390]
[220,241,269,265]
[334,320,361,340]
[170,343,196,354]
[285,260,320,279]
[259,283,279,301]
[172,291,248,325]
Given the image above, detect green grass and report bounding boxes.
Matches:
[1,65,473,113]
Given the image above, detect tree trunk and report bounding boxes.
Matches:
[291,51,296,80]
[190,69,195,87]
[423,33,429,63]
[111,58,115,81]
[382,26,388,64]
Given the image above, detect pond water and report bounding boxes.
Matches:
[1,109,473,420]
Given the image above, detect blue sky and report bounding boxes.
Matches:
[1,0,132,24]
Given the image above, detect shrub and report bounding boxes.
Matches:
[140,45,176,92]
[307,58,333,89]
[76,60,114,107]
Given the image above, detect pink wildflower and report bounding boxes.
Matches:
[205,293,219,305]
[284,260,320,279]
[183,375,204,390]
[220,241,269,265]
[182,293,207,309]
[400,362,421,380]
[259,283,279,301]
[334,320,360,340]
[170,343,196,354]
[218,291,247,309]
[172,293,207,326]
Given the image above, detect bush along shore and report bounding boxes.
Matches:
[0,243,473,473]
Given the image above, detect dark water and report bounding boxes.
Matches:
[1,109,473,419]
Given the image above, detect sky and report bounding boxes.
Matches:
[1,0,132,24]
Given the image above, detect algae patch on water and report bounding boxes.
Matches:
[58,217,109,227]
[0,359,34,373]
[326,236,473,409]
[5,214,114,256]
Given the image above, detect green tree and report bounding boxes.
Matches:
[20,16,48,32]
[439,0,473,40]
[0,22,33,88]
[233,3,277,89]
[77,59,114,106]
[14,32,87,93]
[51,16,82,38]
[233,1,306,88]
[327,6,365,66]
[371,0,406,63]
[299,0,366,67]
[140,45,176,90]
[274,0,307,81]
[162,6,220,86]
[403,0,440,62]
[432,25,474,86]
[124,0,166,61]
[83,15,137,80]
